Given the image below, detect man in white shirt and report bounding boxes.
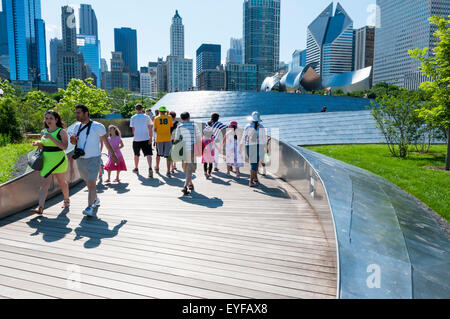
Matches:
[130,104,154,178]
[70,104,118,217]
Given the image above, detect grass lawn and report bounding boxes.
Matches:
[305,144,450,222]
[0,142,35,185]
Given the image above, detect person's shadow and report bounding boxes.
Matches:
[106,182,131,194]
[74,218,127,249]
[179,191,224,209]
[27,209,72,243]
[138,174,164,188]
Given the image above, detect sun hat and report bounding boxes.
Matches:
[247,111,262,123]
[159,106,168,112]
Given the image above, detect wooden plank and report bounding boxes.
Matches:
[0,285,54,299]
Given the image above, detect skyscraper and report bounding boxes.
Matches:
[170,10,184,58]
[226,38,243,64]
[243,0,280,87]
[196,44,221,80]
[167,10,192,92]
[306,3,354,77]
[79,4,98,39]
[114,27,138,75]
[103,51,130,91]
[57,5,84,89]
[77,34,101,87]
[157,57,168,93]
[49,38,62,82]
[291,49,307,69]
[3,0,48,82]
[0,10,9,74]
[373,0,450,90]
[353,26,375,71]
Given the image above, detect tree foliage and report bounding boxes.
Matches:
[409,15,450,169]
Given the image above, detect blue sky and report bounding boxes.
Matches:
[3,0,377,69]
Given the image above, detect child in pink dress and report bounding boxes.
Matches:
[202,127,215,179]
[104,125,127,183]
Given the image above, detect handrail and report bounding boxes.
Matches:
[269,139,450,299]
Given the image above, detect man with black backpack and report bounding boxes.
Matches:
[70,104,118,217]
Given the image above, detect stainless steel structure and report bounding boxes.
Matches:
[261,66,372,93]
[270,139,450,298]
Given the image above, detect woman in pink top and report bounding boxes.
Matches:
[104,125,127,183]
[202,127,215,179]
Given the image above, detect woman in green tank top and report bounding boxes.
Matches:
[30,110,70,215]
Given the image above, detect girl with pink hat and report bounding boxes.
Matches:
[224,121,244,178]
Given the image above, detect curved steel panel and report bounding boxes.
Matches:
[154,91,373,119]
[269,140,450,298]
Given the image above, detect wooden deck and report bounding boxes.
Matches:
[0,138,337,299]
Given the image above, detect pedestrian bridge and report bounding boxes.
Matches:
[0,136,449,299]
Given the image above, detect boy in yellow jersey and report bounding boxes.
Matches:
[154,106,174,177]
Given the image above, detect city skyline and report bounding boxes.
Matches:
[25,0,377,71]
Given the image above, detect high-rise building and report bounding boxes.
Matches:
[306,3,354,77]
[77,34,100,87]
[140,68,157,97]
[354,26,375,71]
[57,5,84,89]
[114,27,138,74]
[103,51,131,91]
[167,56,193,92]
[373,0,450,90]
[225,63,258,91]
[157,57,168,93]
[196,44,221,76]
[0,10,9,74]
[49,38,62,82]
[79,4,98,39]
[167,10,193,92]
[226,38,243,64]
[291,49,307,69]
[170,10,184,58]
[101,58,108,73]
[3,0,48,82]
[243,0,280,87]
[198,67,225,91]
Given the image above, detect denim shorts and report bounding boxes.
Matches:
[246,145,264,172]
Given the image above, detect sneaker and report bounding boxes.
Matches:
[83,206,94,217]
[92,198,101,208]
[149,169,154,178]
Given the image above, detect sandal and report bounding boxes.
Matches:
[30,207,44,215]
[181,187,190,195]
[188,184,194,191]
[62,199,70,209]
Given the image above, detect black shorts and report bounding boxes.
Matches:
[133,141,153,157]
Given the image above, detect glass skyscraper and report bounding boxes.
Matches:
[114,27,138,75]
[79,4,98,40]
[77,35,101,87]
[373,0,450,90]
[0,10,9,73]
[226,38,243,64]
[3,0,48,82]
[306,3,354,77]
[243,0,280,87]
[196,44,221,79]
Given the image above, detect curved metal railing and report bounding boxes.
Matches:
[269,139,450,299]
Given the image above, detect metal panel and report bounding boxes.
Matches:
[270,142,450,298]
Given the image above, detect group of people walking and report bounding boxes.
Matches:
[31,104,269,217]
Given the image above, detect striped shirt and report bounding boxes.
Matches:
[174,121,202,151]
[205,121,227,140]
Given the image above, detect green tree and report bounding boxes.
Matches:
[20,90,56,133]
[57,78,110,125]
[108,88,134,113]
[370,90,422,158]
[409,15,450,170]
